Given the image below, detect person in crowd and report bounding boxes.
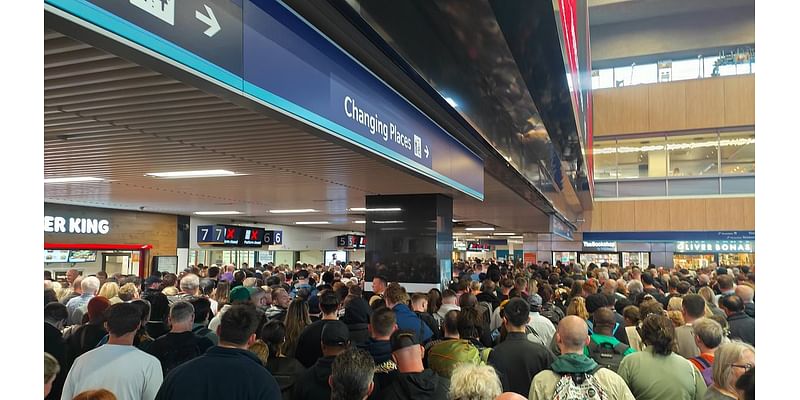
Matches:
[266,287,291,321]
[154,304,281,400]
[698,287,726,319]
[208,286,256,332]
[385,283,433,343]
[734,285,755,319]
[499,278,515,302]
[477,280,500,312]
[434,290,460,326]
[379,330,449,400]
[45,303,69,400]
[260,320,306,400]
[586,307,635,371]
[295,290,344,368]
[688,317,724,387]
[293,321,352,400]
[637,298,664,320]
[341,292,373,345]
[329,348,376,400]
[146,301,213,376]
[357,307,398,397]
[210,280,230,308]
[65,269,80,287]
[117,283,139,303]
[197,278,218,315]
[61,277,83,306]
[412,293,441,340]
[144,293,170,340]
[525,294,557,347]
[448,364,502,400]
[67,277,100,325]
[488,298,555,396]
[617,314,706,400]
[706,341,755,400]
[537,284,565,326]
[585,293,629,346]
[565,296,589,321]
[283,298,312,358]
[369,275,388,307]
[640,273,667,306]
[290,270,317,299]
[714,275,736,305]
[161,286,178,297]
[427,289,443,316]
[167,273,199,304]
[675,294,706,358]
[718,295,755,346]
[734,367,754,400]
[427,309,490,378]
[62,303,163,400]
[529,315,634,400]
[621,305,644,351]
[99,282,121,305]
[45,352,60,399]
[188,297,218,345]
[65,296,111,367]
[424,309,460,361]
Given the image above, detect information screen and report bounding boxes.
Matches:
[44,250,70,263]
[68,250,97,263]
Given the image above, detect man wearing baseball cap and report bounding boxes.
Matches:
[207,286,256,333]
[378,330,449,400]
[293,321,351,400]
[526,294,556,347]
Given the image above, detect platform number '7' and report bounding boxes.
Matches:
[200,227,209,241]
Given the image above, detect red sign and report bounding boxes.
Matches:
[523,252,537,265]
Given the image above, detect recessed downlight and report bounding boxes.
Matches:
[269,209,318,214]
[465,227,495,231]
[194,211,242,215]
[44,177,104,183]
[146,170,242,179]
[295,221,330,225]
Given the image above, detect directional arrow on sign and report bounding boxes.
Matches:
[424,145,429,158]
[195,5,221,37]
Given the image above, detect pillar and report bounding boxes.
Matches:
[365,194,453,292]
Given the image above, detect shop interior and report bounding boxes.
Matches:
[44,249,141,282]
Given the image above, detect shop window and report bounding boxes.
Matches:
[593,139,618,179]
[616,136,667,178]
[719,131,755,174]
[667,133,719,177]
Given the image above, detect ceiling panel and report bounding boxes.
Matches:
[44,30,552,235]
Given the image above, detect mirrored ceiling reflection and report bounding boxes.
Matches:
[341,0,560,192]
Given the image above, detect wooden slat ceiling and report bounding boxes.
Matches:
[44,30,552,234]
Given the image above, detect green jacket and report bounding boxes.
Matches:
[584,334,637,357]
[617,348,707,400]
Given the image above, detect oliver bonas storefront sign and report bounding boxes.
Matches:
[675,241,754,253]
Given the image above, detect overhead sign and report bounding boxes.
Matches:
[583,231,756,242]
[44,215,110,235]
[467,243,490,251]
[197,224,282,247]
[675,241,754,253]
[336,234,365,249]
[583,241,617,252]
[551,215,574,240]
[45,0,484,200]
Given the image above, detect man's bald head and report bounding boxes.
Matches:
[735,285,754,303]
[495,393,528,400]
[556,315,589,354]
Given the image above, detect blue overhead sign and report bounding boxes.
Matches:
[583,231,756,242]
[45,0,484,200]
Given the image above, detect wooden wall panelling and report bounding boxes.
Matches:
[685,78,726,129]
[741,197,755,230]
[634,200,671,231]
[704,198,744,230]
[668,199,708,230]
[600,201,636,231]
[648,81,686,132]
[724,75,755,126]
[592,89,615,136]
[593,86,650,136]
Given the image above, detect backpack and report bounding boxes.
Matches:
[691,356,714,386]
[552,369,608,400]
[428,339,492,378]
[540,303,564,326]
[586,340,629,372]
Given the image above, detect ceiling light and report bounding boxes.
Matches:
[493,233,516,236]
[354,220,366,224]
[372,220,403,224]
[295,221,330,225]
[44,177,104,183]
[194,211,242,215]
[348,207,402,212]
[465,227,495,231]
[146,170,241,179]
[509,236,524,239]
[452,232,471,236]
[269,209,318,214]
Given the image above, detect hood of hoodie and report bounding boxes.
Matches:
[312,357,335,384]
[550,353,599,374]
[358,338,393,364]
[342,297,372,325]
[394,370,444,399]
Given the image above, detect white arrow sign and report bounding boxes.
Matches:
[195,5,220,37]
[424,145,429,158]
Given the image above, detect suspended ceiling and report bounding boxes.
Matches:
[44,29,554,235]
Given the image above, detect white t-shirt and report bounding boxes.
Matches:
[61,344,163,400]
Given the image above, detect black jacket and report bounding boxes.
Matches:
[476,292,501,311]
[488,332,556,396]
[146,331,214,376]
[379,369,450,400]
[266,356,306,400]
[727,312,755,346]
[295,320,342,368]
[293,356,335,400]
[155,346,281,400]
[65,323,107,367]
[416,312,441,341]
[744,302,755,319]
[45,323,67,400]
[358,339,398,399]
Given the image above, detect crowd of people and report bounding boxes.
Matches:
[44,258,755,400]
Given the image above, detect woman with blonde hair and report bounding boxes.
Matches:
[565,296,589,321]
[699,286,726,318]
[98,282,121,304]
[706,341,755,400]
[282,299,311,358]
[212,280,231,307]
[448,363,503,400]
[667,296,683,312]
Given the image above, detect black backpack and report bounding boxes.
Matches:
[586,340,629,372]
